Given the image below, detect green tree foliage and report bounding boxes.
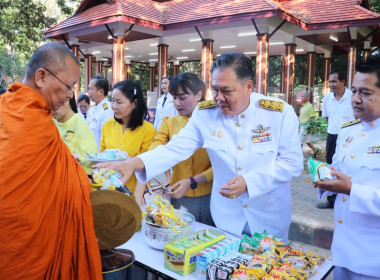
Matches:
[0,46,26,88]
[370,0,380,13]
[0,0,56,58]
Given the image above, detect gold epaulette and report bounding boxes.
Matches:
[257,99,284,112]
[103,103,109,110]
[342,119,361,128]
[198,100,216,110]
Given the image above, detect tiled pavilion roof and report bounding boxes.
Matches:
[45,0,380,37]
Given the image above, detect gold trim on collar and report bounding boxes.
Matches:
[257,99,284,112]
[198,100,216,110]
[341,119,360,129]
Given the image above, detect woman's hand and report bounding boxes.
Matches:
[92,157,145,183]
[168,179,191,199]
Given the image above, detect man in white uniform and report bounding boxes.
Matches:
[153,76,177,130]
[315,55,380,280]
[318,70,355,209]
[86,76,113,150]
[95,53,303,241]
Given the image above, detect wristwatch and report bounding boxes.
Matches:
[189,177,198,190]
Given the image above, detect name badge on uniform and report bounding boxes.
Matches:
[252,124,272,143]
[367,145,380,154]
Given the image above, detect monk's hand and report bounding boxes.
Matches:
[219,176,247,199]
[168,179,191,199]
[92,157,145,183]
[314,170,352,195]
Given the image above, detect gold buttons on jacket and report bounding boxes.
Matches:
[338,218,343,224]
[236,122,242,127]
[350,154,355,159]
[348,175,352,179]
[243,204,248,208]
[238,166,243,171]
[342,197,346,202]
[369,121,375,127]
[241,114,246,119]
[361,131,366,136]
[238,145,243,150]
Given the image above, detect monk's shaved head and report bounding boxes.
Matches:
[25,42,80,80]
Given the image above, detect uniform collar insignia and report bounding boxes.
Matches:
[103,103,109,110]
[257,98,284,112]
[341,119,360,129]
[198,100,216,110]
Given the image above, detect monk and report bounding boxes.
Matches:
[0,43,102,279]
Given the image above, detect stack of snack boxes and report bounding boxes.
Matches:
[197,231,325,280]
[164,229,234,276]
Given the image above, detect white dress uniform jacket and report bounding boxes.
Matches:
[136,93,303,240]
[86,97,114,150]
[320,118,380,277]
[153,93,177,130]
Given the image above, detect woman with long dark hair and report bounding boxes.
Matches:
[99,80,156,204]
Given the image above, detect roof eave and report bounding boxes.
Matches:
[304,19,380,31]
[164,10,279,31]
[44,15,164,38]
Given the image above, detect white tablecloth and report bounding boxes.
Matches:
[119,222,333,279]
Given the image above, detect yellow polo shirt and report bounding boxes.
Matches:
[299,102,316,125]
[53,113,97,175]
[149,116,213,197]
[100,118,156,192]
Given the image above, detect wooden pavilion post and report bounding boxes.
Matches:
[173,60,180,76]
[95,56,103,75]
[363,40,371,61]
[280,58,285,94]
[255,33,269,95]
[284,43,296,104]
[149,63,155,92]
[157,43,168,97]
[306,46,316,102]
[85,53,93,92]
[201,39,214,99]
[347,40,357,90]
[125,59,131,80]
[322,53,332,95]
[70,41,80,99]
[112,36,125,85]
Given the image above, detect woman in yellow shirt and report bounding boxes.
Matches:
[149,72,214,225]
[100,80,156,204]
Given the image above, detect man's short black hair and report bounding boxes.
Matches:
[210,52,253,81]
[356,55,380,89]
[329,69,345,82]
[25,42,80,80]
[91,76,109,97]
[78,94,90,104]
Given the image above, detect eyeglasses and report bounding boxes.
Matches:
[43,68,77,96]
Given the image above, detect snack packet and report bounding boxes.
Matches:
[307,157,334,181]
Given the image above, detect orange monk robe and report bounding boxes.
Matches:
[0,83,102,280]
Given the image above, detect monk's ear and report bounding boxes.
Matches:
[34,68,47,89]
